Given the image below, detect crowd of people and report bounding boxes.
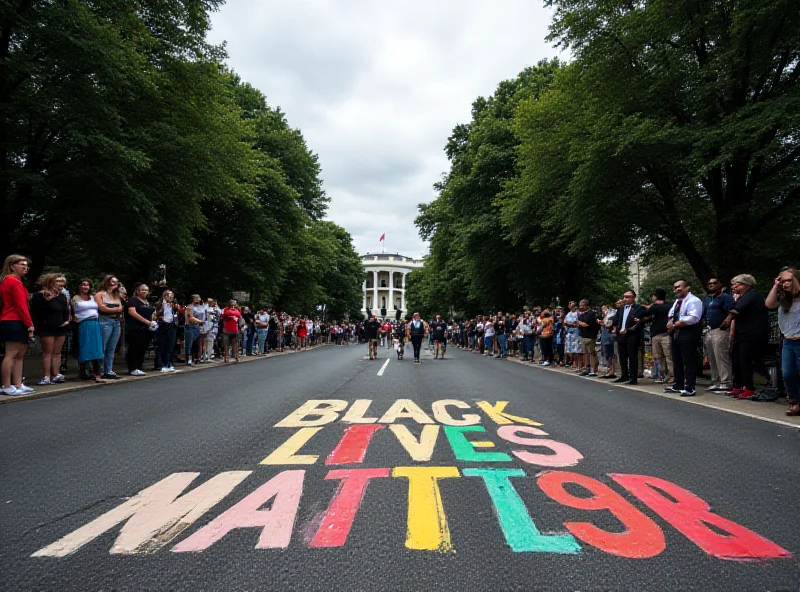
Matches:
[397,270,799,416]
[0,254,354,396]
[2,254,798,417]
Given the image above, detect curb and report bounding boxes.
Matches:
[0,344,331,405]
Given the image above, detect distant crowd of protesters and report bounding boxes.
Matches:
[0,254,357,396]
[445,271,799,416]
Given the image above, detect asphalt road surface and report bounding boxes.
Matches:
[2,343,799,592]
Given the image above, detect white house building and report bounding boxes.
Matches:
[361,253,424,319]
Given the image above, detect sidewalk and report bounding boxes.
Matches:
[467,348,800,429]
[0,344,331,405]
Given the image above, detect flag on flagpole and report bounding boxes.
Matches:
[379,233,385,242]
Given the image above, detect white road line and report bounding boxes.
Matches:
[377,358,390,376]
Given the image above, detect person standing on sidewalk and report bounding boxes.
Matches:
[0,255,36,396]
[365,312,381,360]
[664,280,704,397]
[766,267,800,416]
[95,275,123,379]
[725,275,770,400]
[612,290,646,385]
[184,295,205,365]
[637,289,673,384]
[73,280,106,382]
[221,300,242,363]
[703,278,734,392]
[125,284,156,376]
[31,273,70,385]
[155,290,177,373]
[577,300,601,377]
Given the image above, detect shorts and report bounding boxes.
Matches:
[36,325,69,338]
[0,320,28,343]
[580,337,596,355]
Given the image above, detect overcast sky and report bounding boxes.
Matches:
[208,1,558,259]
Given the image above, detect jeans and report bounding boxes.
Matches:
[781,339,800,403]
[520,335,532,359]
[246,328,255,355]
[184,325,200,360]
[156,322,176,369]
[99,317,121,375]
[257,328,268,354]
[497,334,508,357]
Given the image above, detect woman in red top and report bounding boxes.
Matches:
[1,254,35,396]
[296,317,308,350]
[221,300,242,363]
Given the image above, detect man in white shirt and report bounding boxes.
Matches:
[665,279,704,397]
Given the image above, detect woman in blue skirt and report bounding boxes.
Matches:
[72,279,105,382]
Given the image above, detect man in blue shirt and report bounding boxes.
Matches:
[703,278,735,392]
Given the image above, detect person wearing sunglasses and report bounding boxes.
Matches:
[766,267,800,416]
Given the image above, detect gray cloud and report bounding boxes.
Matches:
[209,0,556,258]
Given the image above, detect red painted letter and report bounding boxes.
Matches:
[310,468,390,548]
[538,471,665,558]
[326,425,385,465]
[610,474,792,560]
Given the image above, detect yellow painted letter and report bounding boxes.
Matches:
[389,425,440,461]
[392,466,460,552]
[432,400,481,426]
[261,428,322,465]
[379,399,435,424]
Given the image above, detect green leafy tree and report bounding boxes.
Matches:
[517,0,800,283]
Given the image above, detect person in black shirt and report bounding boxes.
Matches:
[637,289,673,383]
[724,275,771,398]
[393,318,407,360]
[577,300,601,376]
[406,312,428,363]
[431,314,449,359]
[364,313,381,360]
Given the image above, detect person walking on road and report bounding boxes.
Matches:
[365,313,381,360]
[431,314,448,359]
[407,312,428,363]
[664,280,704,397]
[766,267,800,416]
[394,318,407,360]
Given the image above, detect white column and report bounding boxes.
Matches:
[401,272,407,313]
[372,270,378,315]
[389,271,394,313]
[362,276,367,312]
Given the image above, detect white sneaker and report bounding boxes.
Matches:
[166,366,175,373]
[17,385,35,394]
[1,386,20,396]
[52,374,66,383]
[542,361,551,366]
[130,369,146,376]
[160,367,170,373]
[37,377,51,385]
